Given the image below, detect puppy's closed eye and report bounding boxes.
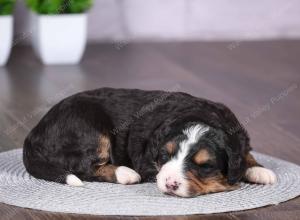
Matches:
[199,162,215,170]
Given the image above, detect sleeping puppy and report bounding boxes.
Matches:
[23,88,276,197]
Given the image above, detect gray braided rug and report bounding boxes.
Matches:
[0,149,300,216]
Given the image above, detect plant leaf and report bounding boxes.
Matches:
[25,0,93,14]
[0,0,16,15]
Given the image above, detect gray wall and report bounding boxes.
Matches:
[14,0,300,43]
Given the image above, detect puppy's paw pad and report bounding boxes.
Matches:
[245,167,277,184]
[115,166,141,185]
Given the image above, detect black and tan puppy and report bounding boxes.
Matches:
[23,88,276,197]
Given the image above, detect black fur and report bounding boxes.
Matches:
[23,88,251,184]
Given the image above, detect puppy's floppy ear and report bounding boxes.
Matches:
[225,148,246,185]
[205,102,251,185]
[225,136,247,185]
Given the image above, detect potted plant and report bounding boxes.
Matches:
[0,0,15,66]
[26,0,93,65]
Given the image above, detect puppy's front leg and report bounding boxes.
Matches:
[244,153,277,184]
[95,165,141,185]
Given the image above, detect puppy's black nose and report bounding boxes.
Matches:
[166,181,179,191]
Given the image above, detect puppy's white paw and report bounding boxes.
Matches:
[245,166,277,184]
[115,166,141,185]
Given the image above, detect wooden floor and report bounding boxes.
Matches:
[0,41,299,220]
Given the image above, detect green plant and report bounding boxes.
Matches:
[26,0,93,14]
[0,0,16,15]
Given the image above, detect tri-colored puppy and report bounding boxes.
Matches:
[23,88,276,197]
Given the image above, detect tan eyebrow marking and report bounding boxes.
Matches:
[165,141,176,154]
[193,149,211,165]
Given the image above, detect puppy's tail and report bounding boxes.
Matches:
[23,153,84,187]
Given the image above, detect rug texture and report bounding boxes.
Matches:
[0,149,300,216]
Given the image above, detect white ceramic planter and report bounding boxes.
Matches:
[0,16,13,66]
[30,13,87,65]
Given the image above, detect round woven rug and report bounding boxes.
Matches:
[0,149,300,216]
